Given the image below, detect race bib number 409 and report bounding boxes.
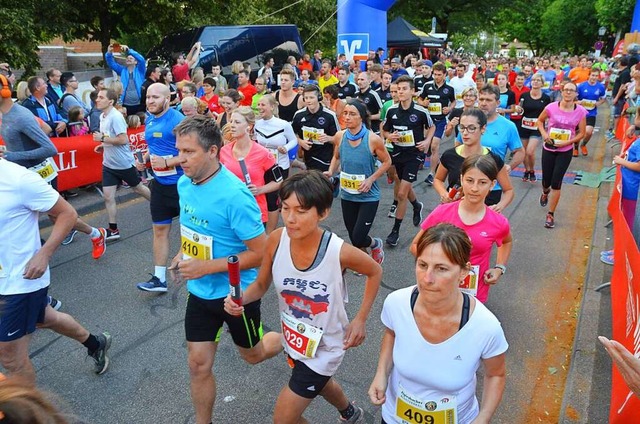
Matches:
[396,387,457,424]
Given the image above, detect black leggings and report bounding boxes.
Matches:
[541,148,573,190]
[341,199,379,248]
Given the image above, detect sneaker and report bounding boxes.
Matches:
[412,201,424,227]
[539,191,549,207]
[606,130,614,139]
[388,204,397,218]
[530,172,537,182]
[572,147,579,157]
[48,296,62,311]
[90,332,112,375]
[386,229,399,247]
[600,249,613,257]
[338,403,363,423]
[600,254,614,265]
[424,173,434,185]
[61,229,78,246]
[522,171,530,182]
[91,228,107,260]
[371,238,385,265]
[544,213,555,229]
[137,274,168,292]
[105,228,121,241]
[581,144,588,156]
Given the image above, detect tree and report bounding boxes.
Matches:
[595,0,634,33]
[494,0,553,56]
[540,0,599,54]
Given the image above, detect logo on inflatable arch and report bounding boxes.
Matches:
[337,33,369,62]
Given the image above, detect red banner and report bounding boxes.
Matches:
[1,126,147,192]
[606,108,640,424]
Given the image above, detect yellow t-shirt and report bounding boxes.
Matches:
[318,74,339,94]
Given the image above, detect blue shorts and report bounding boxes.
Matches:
[0,287,49,342]
[433,119,446,139]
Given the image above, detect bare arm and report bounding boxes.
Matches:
[490,167,514,213]
[471,353,506,424]
[368,328,396,405]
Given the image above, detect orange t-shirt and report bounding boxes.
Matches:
[238,83,258,106]
[569,67,590,84]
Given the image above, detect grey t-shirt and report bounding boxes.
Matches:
[61,92,91,116]
[123,72,140,106]
[0,103,57,168]
[99,107,134,170]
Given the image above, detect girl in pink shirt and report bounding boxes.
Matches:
[411,154,513,303]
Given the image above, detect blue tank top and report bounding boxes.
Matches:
[339,129,379,202]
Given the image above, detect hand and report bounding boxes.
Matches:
[543,137,554,147]
[150,155,166,169]
[388,132,401,142]
[504,164,512,174]
[168,258,206,282]
[343,318,366,349]
[358,177,373,193]
[515,106,524,114]
[368,374,388,406]
[613,155,625,165]
[450,117,460,127]
[626,126,636,139]
[416,139,429,152]
[107,44,113,53]
[135,159,146,171]
[300,139,313,150]
[483,267,503,285]
[23,250,51,279]
[488,203,504,214]
[246,183,259,196]
[224,294,245,316]
[55,122,66,135]
[94,144,104,153]
[439,193,454,204]
[443,106,450,115]
[277,146,288,154]
[92,132,103,142]
[120,44,129,52]
[318,133,332,144]
[599,336,640,398]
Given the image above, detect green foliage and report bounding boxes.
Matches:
[595,0,634,33]
[540,0,599,54]
[495,0,551,55]
[508,45,517,58]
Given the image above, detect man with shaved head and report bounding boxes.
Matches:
[135,83,186,292]
[355,71,383,133]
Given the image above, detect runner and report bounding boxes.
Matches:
[413,60,433,94]
[216,89,241,144]
[369,223,508,423]
[496,73,516,119]
[418,63,456,185]
[516,73,550,182]
[355,72,383,134]
[449,63,476,109]
[382,75,435,246]
[333,66,358,100]
[380,82,401,217]
[537,81,587,229]
[375,71,393,103]
[0,158,112,383]
[326,99,391,264]
[224,170,382,424]
[318,59,338,95]
[576,68,607,157]
[292,84,340,172]
[135,83,185,292]
[93,88,151,240]
[275,69,304,123]
[169,115,282,424]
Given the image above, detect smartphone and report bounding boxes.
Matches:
[113,43,121,53]
[272,166,283,183]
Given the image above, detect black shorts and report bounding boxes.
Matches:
[266,168,290,212]
[392,153,423,183]
[586,116,596,127]
[515,119,541,139]
[103,165,142,188]
[288,357,332,399]
[0,287,48,342]
[485,189,502,206]
[149,179,180,224]
[185,294,264,348]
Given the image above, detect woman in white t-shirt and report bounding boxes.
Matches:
[369,223,508,424]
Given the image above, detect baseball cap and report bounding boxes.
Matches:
[423,60,433,67]
[377,47,385,52]
[391,57,401,64]
[314,49,322,54]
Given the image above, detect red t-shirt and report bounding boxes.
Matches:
[219,141,276,223]
[238,83,258,106]
[172,63,190,83]
[200,94,223,114]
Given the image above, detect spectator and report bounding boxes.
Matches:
[210,62,227,96]
[140,65,161,109]
[258,56,276,90]
[90,75,105,91]
[311,49,323,73]
[237,70,257,107]
[159,69,179,106]
[45,67,63,105]
[105,43,146,115]
[200,76,222,115]
[228,60,244,89]
[59,72,90,117]
[172,42,201,83]
[298,53,312,74]
[16,81,29,104]
[67,106,89,136]
[22,76,67,136]
[251,76,268,114]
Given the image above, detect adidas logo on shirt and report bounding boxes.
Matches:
[454,355,462,361]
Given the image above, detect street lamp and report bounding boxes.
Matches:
[595,27,606,57]
[599,26,606,37]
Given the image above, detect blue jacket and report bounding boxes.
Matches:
[105,49,146,105]
[22,95,67,134]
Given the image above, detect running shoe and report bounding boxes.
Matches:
[388,204,397,218]
[581,144,588,156]
[137,275,168,293]
[522,171,530,182]
[600,249,613,258]
[606,130,614,139]
[48,296,62,311]
[386,229,400,247]
[61,229,78,246]
[91,228,107,259]
[600,254,614,265]
[371,238,385,265]
[530,172,537,183]
[89,332,112,375]
[412,201,424,227]
[424,173,434,185]
[572,147,579,157]
[539,191,549,207]
[105,228,121,241]
[544,213,555,229]
[338,403,363,423]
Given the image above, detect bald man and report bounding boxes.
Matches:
[355,72,383,133]
[135,83,186,292]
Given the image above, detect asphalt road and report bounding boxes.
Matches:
[27,121,612,424]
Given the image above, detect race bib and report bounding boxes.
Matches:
[180,225,213,261]
[549,127,571,142]
[340,171,366,195]
[522,117,538,130]
[459,265,480,297]
[396,386,457,424]
[581,99,596,110]
[428,103,443,115]
[385,139,394,152]
[151,155,178,177]
[302,126,324,145]
[543,80,551,90]
[396,130,415,147]
[28,158,58,183]
[455,93,463,100]
[281,312,323,358]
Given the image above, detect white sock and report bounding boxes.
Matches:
[89,227,100,239]
[154,266,166,283]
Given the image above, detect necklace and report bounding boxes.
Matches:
[191,165,222,185]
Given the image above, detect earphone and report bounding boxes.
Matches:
[0,75,11,99]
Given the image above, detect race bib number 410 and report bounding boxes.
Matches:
[180,225,213,261]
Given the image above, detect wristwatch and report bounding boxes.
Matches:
[494,264,507,275]
[101,134,106,142]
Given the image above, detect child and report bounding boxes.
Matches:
[127,114,148,184]
[67,106,89,136]
[224,170,381,424]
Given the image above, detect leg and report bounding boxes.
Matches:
[237,331,283,364]
[520,138,530,171]
[273,385,314,424]
[348,201,379,249]
[39,305,90,343]
[152,223,172,267]
[132,183,151,201]
[548,150,573,214]
[102,185,119,224]
[319,378,350,412]
[395,180,412,220]
[526,137,540,174]
[0,336,35,384]
[341,199,361,247]
[187,341,218,424]
[429,137,441,174]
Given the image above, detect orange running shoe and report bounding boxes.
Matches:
[92,228,107,259]
[572,147,578,157]
[581,144,588,156]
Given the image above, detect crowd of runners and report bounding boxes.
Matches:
[1,40,640,423]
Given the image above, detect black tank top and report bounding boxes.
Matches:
[276,91,300,123]
[219,112,228,128]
